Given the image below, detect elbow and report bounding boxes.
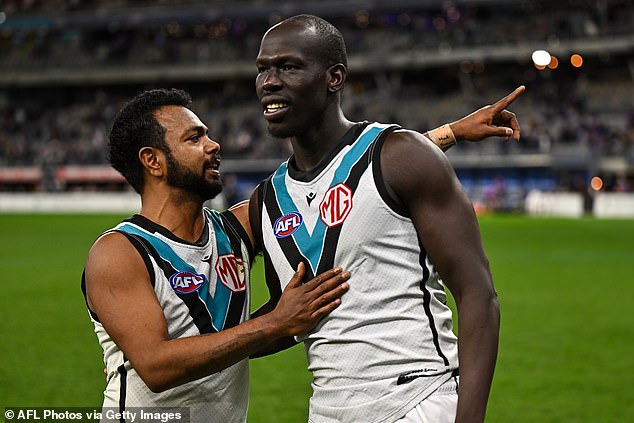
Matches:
[148,385,167,394]
[454,275,500,322]
[146,381,171,394]
[134,364,175,393]
[482,274,500,312]
[487,286,501,329]
[140,373,172,393]
[491,290,501,320]
[482,261,500,314]
[137,363,222,393]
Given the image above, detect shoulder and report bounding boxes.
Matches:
[381,129,456,193]
[88,230,135,258]
[84,230,150,309]
[382,128,444,163]
[85,231,144,276]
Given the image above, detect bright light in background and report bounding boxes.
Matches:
[0,12,6,25]
[591,176,603,191]
[548,55,559,69]
[532,49,551,66]
[571,53,584,68]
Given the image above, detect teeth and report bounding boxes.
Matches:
[266,103,288,112]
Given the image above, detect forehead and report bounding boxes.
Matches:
[257,22,322,60]
[154,105,204,136]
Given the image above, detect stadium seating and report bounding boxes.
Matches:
[0,0,632,210]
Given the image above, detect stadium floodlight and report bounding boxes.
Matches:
[531,49,551,67]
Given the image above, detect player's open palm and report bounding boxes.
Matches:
[272,263,350,336]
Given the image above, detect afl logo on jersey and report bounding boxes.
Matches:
[170,271,207,294]
[274,211,303,238]
[320,183,353,227]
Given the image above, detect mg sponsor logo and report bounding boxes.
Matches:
[215,253,246,292]
[170,271,206,294]
[319,183,353,227]
[273,211,303,238]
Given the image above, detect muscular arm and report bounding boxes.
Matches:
[381,130,500,423]
[85,233,348,392]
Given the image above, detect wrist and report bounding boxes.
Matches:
[427,123,457,151]
[257,309,287,340]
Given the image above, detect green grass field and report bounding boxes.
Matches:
[1,214,633,422]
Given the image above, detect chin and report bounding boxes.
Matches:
[192,181,222,201]
[206,183,223,200]
[267,122,295,139]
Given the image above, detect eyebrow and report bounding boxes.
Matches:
[183,125,206,136]
[256,52,302,64]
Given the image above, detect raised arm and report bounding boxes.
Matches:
[84,233,348,392]
[425,85,525,151]
[381,130,500,423]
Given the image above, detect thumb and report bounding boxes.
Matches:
[285,262,305,289]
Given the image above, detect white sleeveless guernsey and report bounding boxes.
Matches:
[83,208,252,423]
[256,122,459,423]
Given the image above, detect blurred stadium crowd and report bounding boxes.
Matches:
[0,0,633,209]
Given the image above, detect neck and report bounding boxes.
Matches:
[291,109,354,172]
[139,187,206,242]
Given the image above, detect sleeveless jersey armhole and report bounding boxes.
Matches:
[249,182,266,257]
[80,270,100,322]
[114,230,157,288]
[220,209,255,265]
[371,128,410,217]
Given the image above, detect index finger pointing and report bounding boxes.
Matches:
[491,85,525,112]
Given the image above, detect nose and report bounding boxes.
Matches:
[204,136,220,154]
[260,69,281,92]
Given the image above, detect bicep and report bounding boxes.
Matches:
[381,131,492,298]
[85,233,169,363]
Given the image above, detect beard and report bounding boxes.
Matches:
[165,152,223,201]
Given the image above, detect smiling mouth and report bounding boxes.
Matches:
[264,102,289,115]
[205,158,221,176]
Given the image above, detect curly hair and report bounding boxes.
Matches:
[108,88,192,193]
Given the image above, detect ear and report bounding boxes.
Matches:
[139,146,164,177]
[327,63,347,93]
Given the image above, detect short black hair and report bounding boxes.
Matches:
[279,14,348,67]
[108,88,192,193]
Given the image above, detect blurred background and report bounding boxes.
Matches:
[0,0,633,215]
[1,2,633,422]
